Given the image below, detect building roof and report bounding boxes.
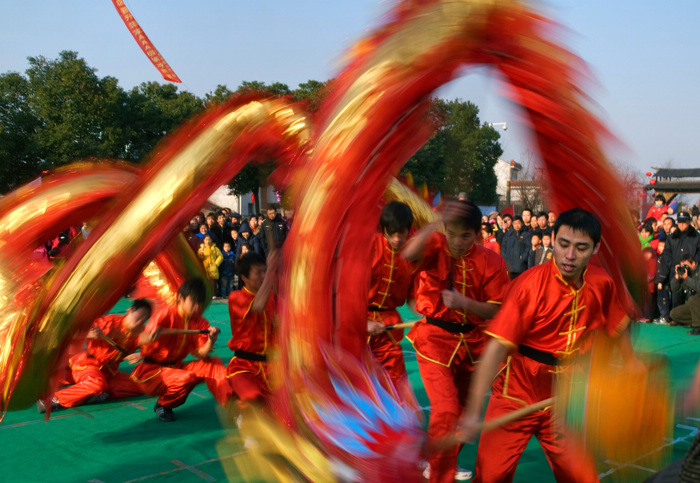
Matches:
[653,168,700,178]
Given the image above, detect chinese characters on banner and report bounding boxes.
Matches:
[111,0,182,83]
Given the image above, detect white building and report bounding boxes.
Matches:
[494,158,522,208]
[207,185,279,216]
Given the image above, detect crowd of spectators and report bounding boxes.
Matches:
[479,208,557,281]
[636,194,700,333]
[480,196,700,335]
[184,205,289,298]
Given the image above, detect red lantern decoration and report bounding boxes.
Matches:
[645,171,652,177]
[639,193,645,198]
[650,179,657,185]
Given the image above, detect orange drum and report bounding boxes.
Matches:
[556,333,673,472]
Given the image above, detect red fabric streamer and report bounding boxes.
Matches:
[111,0,181,83]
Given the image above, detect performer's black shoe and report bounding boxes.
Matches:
[37,397,60,414]
[688,328,700,336]
[154,403,176,422]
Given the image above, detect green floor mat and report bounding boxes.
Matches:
[1,300,698,482]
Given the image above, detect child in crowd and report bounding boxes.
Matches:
[642,247,658,322]
[640,223,658,251]
[527,231,541,269]
[537,232,554,266]
[219,242,236,298]
[198,234,223,295]
[237,244,252,289]
[481,222,500,255]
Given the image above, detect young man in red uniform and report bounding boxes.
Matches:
[366,201,416,397]
[226,252,276,404]
[461,208,636,483]
[403,200,509,483]
[130,278,232,422]
[39,299,153,412]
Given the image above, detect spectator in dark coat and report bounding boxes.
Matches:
[209,211,231,248]
[261,205,289,257]
[501,215,530,279]
[656,211,700,323]
[237,223,264,258]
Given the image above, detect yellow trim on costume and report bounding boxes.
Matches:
[486,300,502,305]
[483,331,517,351]
[501,356,529,407]
[376,241,397,309]
[241,287,256,320]
[407,332,473,368]
[130,367,163,384]
[69,362,103,371]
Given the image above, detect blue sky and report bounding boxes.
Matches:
[1,1,698,174]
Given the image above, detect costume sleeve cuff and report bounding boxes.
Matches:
[483,331,518,351]
[609,315,631,338]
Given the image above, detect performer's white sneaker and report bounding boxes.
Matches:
[422,464,473,481]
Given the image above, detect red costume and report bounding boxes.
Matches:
[646,204,667,222]
[130,306,231,408]
[226,287,276,402]
[475,261,629,483]
[54,314,143,407]
[406,232,508,483]
[367,233,415,392]
[481,234,500,255]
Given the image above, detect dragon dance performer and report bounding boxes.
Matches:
[460,208,638,483]
[226,252,277,405]
[130,278,232,422]
[39,299,153,412]
[366,201,417,397]
[404,200,509,483]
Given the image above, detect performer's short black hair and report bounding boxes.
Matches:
[177,278,207,307]
[655,194,666,204]
[536,211,547,219]
[380,201,413,235]
[130,298,152,318]
[236,252,267,279]
[444,200,482,233]
[553,208,602,246]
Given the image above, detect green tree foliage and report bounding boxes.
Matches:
[293,79,328,112]
[223,80,327,206]
[24,51,132,167]
[0,51,207,192]
[401,99,502,204]
[0,72,41,192]
[0,51,500,204]
[122,81,203,161]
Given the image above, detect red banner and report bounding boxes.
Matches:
[111,0,181,83]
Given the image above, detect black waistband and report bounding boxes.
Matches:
[234,350,267,362]
[518,345,558,366]
[143,357,178,367]
[426,317,475,334]
[368,306,392,312]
